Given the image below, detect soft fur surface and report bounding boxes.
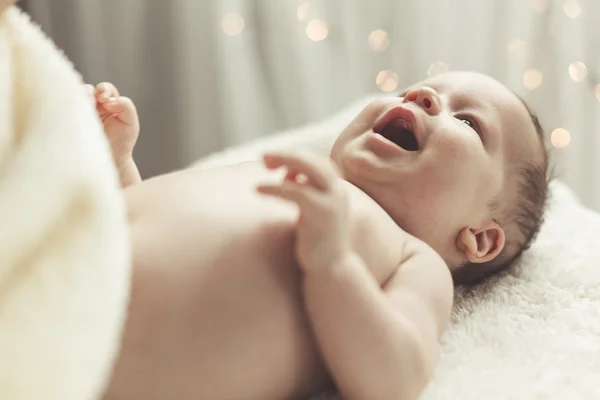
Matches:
[0,7,130,400]
[196,98,600,399]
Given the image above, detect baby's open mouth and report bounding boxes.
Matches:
[374,118,419,151]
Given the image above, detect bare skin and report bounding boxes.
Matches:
[88,71,541,400]
[88,82,452,400]
[84,83,141,187]
[103,162,450,400]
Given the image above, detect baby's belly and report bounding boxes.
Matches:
[105,163,327,400]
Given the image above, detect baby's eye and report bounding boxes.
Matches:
[455,115,483,142]
[455,115,481,134]
[457,116,475,129]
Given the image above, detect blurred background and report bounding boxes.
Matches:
[19,0,600,210]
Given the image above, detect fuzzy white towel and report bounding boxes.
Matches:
[196,98,600,400]
[0,7,130,400]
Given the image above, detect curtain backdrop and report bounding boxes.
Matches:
[21,0,600,210]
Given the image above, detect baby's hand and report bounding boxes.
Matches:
[257,151,351,274]
[85,82,140,168]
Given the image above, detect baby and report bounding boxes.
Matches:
[89,71,549,400]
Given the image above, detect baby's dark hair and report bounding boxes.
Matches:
[452,98,550,285]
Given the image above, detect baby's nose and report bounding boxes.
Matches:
[403,87,441,115]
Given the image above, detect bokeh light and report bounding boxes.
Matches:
[595,85,600,101]
[376,69,399,92]
[427,61,449,77]
[306,19,329,41]
[523,68,543,90]
[531,0,549,13]
[222,14,245,36]
[568,62,587,81]
[551,128,572,148]
[563,0,581,19]
[368,29,390,52]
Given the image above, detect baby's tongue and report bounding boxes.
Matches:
[381,119,418,151]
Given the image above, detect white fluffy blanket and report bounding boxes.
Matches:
[0,7,130,400]
[197,99,600,399]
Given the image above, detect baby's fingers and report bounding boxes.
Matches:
[262,152,337,191]
[96,82,120,103]
[101,96,137,126]
[257,182,318,206]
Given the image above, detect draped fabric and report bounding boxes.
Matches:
[22,0,600,210]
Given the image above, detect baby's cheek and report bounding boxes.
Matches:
[422,135,481,186]
[437,132,476,158]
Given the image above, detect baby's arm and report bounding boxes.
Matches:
[85,82,142,188]
[258,151,454,400]
[304,244,453,400]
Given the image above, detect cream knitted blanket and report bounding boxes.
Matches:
[0,7,130,400]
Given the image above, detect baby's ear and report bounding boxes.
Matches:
[456,221,505,264]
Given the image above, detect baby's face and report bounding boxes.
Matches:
[331,71,542,265]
